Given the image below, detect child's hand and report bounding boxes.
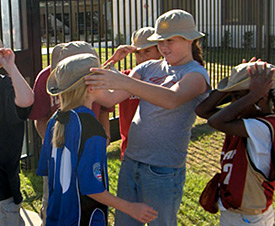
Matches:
[85,67,129,90]
[127,202,158,224]
[0,48,15,70]
[103,45,137,66]
[242,56,261,63]
[248,62,274,100]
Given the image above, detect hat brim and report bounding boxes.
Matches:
[217,76,275,92]
[147,30,205,41]
[132,42,158,50]
[217,77,251,92]
[47,69,93,96]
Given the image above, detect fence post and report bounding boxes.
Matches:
[256,0,263,57]
[264,0,270,60]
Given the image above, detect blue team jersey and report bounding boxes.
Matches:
[37,106,108,226]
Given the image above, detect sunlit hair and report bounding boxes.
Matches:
[52,84,87,148]
[192,39,205,67]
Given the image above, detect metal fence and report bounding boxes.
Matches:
[36,0,275,168]
[39,0,275,88]
[1,0,275,169]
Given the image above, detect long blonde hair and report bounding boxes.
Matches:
[52,84,87,148]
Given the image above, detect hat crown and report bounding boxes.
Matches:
[148,9,204,41]
[48,53,100,95]
[131,27,157,50]
[218,62,275,92]
[51,41,98,70]
[156,9,196,34]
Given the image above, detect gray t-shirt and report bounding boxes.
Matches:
[125,59,210,168]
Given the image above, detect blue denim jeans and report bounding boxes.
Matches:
[114,155,186,226]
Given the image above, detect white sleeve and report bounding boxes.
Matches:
[243,118,272,177]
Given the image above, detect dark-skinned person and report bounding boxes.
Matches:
[195,61,275,226]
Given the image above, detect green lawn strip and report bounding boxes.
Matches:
[20,117,275,225]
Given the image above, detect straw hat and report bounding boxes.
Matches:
[217,62,275,92]
[131,27,158,50]
[47,53,100,96]
[51,41,98,71]
[148,9,204,41]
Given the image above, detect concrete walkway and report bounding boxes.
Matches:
[21,208,42,226]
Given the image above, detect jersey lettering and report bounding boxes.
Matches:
[223,163,233,185]
[222,149,236,161]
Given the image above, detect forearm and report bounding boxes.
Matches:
[95,89,130,108]
[195,90,229,119]
[124,74,208,109]
[88,191,132,216]
[7,65,34,107]
[124,77,179,109]
[208,92,259,131]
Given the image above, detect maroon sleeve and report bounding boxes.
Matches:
[28,66,53,120]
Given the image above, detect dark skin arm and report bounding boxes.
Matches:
[195,90,229,119]
[195,57,261,119]
[208,63,274,137]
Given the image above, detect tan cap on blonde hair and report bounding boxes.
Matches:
[148,9,204,41]
[47,53,100,96]
[218,62,275,92]
[131,27,158,50]
[51,41,98,71]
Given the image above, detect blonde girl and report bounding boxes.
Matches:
[37,53,157,226]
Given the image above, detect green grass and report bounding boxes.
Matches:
[20,117,275,225]
[16,118,222,224]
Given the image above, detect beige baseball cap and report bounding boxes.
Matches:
[131,27,158,50]
[51,41,98,71]
[47,53,100,96]
[217,62,275,92]
[148,9,204,41]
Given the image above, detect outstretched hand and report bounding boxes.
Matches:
[0,48,15,70]
[127,202,158,224]
[85,67,130,90]
[103,45,137,66]
[248,62,274,100]
[242,56,261,63]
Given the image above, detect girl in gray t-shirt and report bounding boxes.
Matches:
[86,9,211,226]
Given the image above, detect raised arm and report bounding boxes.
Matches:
[0,48,34,107]
[208,64,274,137]
[102,45,137,66]
[86,68,208,109]
[195,90,230,119]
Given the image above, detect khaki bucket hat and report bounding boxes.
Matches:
[47,53,100,96]
[131,27,158,50]
[217,62,275,92]
[51,41,98,71]
[148,9,205,41]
